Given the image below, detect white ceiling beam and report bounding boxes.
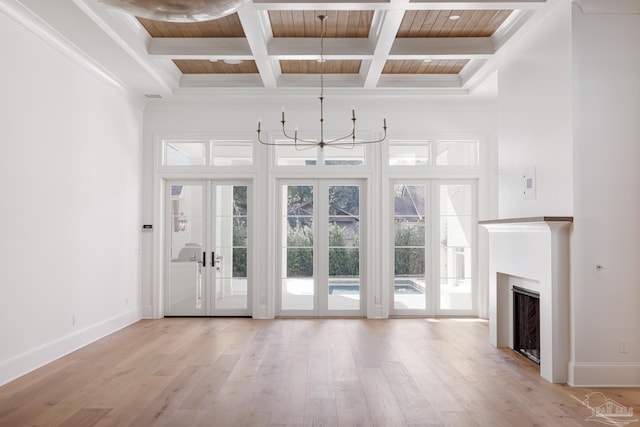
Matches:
[363,7,407,89]
[148,38,252,58]
[237,6,279,88]
[377,74,463,88]
[251,0,546,10]
[180,74,264,87]
[278,74,364,87]
[269,38,374,57]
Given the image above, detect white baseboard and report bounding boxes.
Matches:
[141,304,154,318]
[0,309,140,386]
[568,362,640,387]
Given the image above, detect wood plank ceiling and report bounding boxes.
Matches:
[130,1,543,91]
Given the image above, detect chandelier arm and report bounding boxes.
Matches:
[257,131,280,146]
[323,132,357,144]
[325,129,388,146]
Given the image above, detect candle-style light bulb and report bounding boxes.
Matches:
[351,105,356,120]
[281,106,285,122]
[257,118,261,132]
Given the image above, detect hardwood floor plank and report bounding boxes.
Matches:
[1,318,639,427]
[303,398,338,427]
[58,408,112,427]
[334,380,374,426]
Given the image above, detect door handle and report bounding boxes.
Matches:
[212,252,222,271]
[202,251,206,266]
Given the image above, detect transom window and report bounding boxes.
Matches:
[162,139,253,167]
[274,140,366,167]
[388,139,479,167]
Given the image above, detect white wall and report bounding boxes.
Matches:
[497,1,573,218]
[494,0,640,385]
[0,8,142,385]
[141,93,499,319]
[570,2,640,386]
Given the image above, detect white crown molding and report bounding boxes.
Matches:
[573,0,640,14]
[0,0,146,108]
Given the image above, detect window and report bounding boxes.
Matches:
[211,140,253,166]
[388,138,479,167]
[389,140,430,166]
[165,141,207,166]
[435,140,478,166]
[274,139,366,167]
[162,138,253,167]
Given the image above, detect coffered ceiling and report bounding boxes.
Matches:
[4,0,552,98]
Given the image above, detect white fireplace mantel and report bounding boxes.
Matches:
[480,217,573,383]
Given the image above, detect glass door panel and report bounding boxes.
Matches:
[393,184,428,312]
[439,184,473,311]
[213,185,248,311]
[327,185,361,311]
[165,180,251,317]
[165,183,205,315]
[281,185,315,311]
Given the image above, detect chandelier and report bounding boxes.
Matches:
[99,0,249,22]
[257,15,387,150]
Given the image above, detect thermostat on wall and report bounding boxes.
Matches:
[523,167,536,200]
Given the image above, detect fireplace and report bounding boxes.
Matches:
[513,286,540,364]
[480,216,572,383]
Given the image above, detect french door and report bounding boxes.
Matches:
[278,180,364,316]
[391,180,476,315]
[164,180,251,316]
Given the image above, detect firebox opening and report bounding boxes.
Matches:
[513,286,540,365]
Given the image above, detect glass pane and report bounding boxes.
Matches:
[168,184,204,311]
[212,140,253,166]
[232,218,247,246]
[214,185,248,311]
[328,185,360,311]
[286,248,313,277]
[439,184,473,311]
[288,185,313,213]
[282,185,315,311]
[440,278,472,310]
[435,140,479,166]
[440,185,473,215]
[276,144,318,166]
[389,141,430,166]
[215,277,248,309]
[282,278,314,310]
[324,144,365,165]
[329,248,360,277]
[394,185,426,217]
[394,220,425,247]
[394,248,425,276]
[393,183,427,312]
[329,186,360,216]
[164,141,206,166]
[394,277,426,310]
[440,216,473,248]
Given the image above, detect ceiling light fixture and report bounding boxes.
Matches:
[257,15,387,150]
[448,14,461,20]
[99,0,249,22]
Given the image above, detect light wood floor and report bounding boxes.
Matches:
[1,318,639,427]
